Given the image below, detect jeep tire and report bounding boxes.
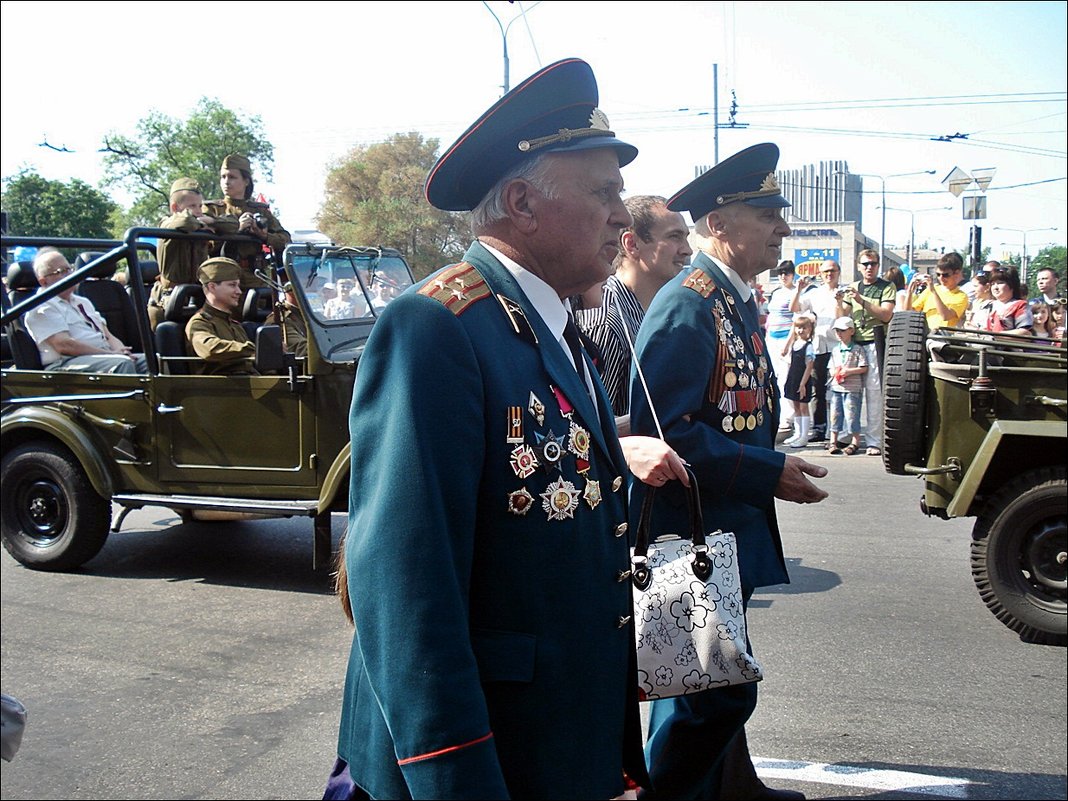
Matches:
[1,441,111,571]
[970,466,1067,646]
[882,310,928,475]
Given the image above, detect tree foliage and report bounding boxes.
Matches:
[100,97,273,225]
[1,168,117,239]
[317,132,469,279]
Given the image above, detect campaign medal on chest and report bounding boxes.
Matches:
[527,391,546,427]
[509,444,539,479]
[583,478,602,510]
[507,488,535,516]
[506,406,524,444]
[535,429,565,473]
[541,477,580,521]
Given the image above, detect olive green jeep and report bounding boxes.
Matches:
[1,230,413,572]
[883,311,1066,645]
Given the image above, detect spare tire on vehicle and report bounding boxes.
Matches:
[882,310,928,475]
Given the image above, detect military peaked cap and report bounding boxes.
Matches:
[425,57,638,211]
[667,143,790,221]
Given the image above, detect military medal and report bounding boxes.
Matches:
[541,478,580,521]
[724,367,738,388]
[747,414,757,431]
[535,430,565,473]
[738,371,750,389]
[757,410,765,426]
[734,413,746,432]
[507,488,535,516]
[528,392,546,426]
[612,475,623,492]
[583,478,602,510]
[509,444,539,479]
[722,415,734,432]
[506,406,524,444]
[568,422,590,460]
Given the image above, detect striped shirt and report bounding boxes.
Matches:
[575,275,645,417]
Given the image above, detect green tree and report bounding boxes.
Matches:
[100,97,273,226]
[1,168,118,239]
[1027,245,1067,298]
[317,132,469,279]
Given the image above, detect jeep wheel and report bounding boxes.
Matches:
[970,466,1067,646]
[882,311,928,475]
[1,441,111,571]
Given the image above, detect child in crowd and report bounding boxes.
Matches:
[1031,301,1054,341]
[782,313,817,448]
[827,316,868,455]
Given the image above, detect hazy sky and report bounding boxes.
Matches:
[2,0,1065,260]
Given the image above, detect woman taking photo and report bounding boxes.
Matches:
[203,153,291,289]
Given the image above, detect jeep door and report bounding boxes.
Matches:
[153,372,317,490]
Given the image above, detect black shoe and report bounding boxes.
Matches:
[808,432,826,443]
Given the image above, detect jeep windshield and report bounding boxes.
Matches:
[285,244,414,362]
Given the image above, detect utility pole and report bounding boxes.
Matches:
[713,63,719,166]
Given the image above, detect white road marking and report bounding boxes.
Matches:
[755,758,974,798]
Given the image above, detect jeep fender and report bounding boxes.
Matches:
[0,407,115,499]
[947,419,1068,518]
[319,443,351,513]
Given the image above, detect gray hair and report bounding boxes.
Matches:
[32,246,64,277]
[470,153,560,231]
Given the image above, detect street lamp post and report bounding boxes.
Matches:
[840,170,936,270]
[992,227,1059,284]
[482,1,542,96]
[877,206,952,271]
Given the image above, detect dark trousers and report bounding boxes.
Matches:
[641,589,760,800]
[643,680,759,799]
[811,352,831,431]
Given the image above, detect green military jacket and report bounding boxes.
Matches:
[201,197,291,289]
[184,302,257,375]
[266,303,308,358]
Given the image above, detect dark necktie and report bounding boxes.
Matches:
[76,301,102,333]
[563,313,590,390]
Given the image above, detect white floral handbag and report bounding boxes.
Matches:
[631,469,763,701]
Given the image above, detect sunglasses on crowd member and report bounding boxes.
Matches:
[859,260,879,267]
[40,265,73,279]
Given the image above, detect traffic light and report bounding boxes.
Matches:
[968,224,982,265]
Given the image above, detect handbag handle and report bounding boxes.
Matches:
[631,467,711,590]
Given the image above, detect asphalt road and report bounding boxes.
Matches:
[1,449,1065,800]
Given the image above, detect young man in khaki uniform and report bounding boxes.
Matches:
[149,178,232,330]
[185,257,257,375]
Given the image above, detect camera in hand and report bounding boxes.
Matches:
[253,213,268,230]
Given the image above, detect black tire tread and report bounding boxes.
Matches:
[970,466,1067,646]
[0,440,111,571]
[882,311,928,475]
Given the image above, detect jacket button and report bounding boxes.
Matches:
[617,569,632,582]
[617,615,632,628]
[614,522,628,538]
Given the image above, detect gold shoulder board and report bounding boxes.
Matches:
[682,271,717,298]
[418,263,490,316]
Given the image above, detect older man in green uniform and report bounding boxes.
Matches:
[324,58,671,801]
[185,257,257,375]
[203,153,291,290]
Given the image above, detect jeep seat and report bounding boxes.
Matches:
[155,284,204,375]
[75,252,144,351]
[240,286,276,340]
[6,262,39,307]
